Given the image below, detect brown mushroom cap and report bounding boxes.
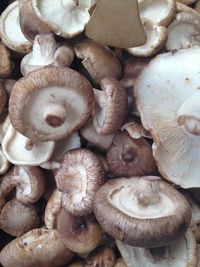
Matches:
[0,228,74,267]
[19,0,50,42]
[106,131,156,177]
[94,176,191,248]
[0,42,13,78]
[74,39,122,84]
[0,198,40,237]
[0,1,32,54]
[92,78,127,135]
[13,165,45,204]
[55,148,105,216]
[9,67,95,142]
[56,208,102,254]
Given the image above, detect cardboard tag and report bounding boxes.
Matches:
[85,0,146,48]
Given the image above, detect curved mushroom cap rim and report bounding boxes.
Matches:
[9,66,95,142]
[94,177,191,247]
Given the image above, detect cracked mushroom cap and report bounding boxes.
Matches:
[56,208,102,254]
[55,148,105,216]
[166,11,200,51]
[2,124,55,165]
[106,131,156,177]
[135,47,200,188]
[0,1,32,53]
[74,39,122,84]
[31,0,93,38]
[92,78,127,135]
[0,198,40,237]
[9,67,95,142]
[0,42,13,78]
[94,176,191,248]
[127,19,167,57]
[19,0,50,42]
[0,228,74,267]
[116,229,197,267]
[138,0,176,26]
[13,165,45,204]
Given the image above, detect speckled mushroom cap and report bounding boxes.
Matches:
[138,0,176,26]
[92,78,127,135]
[94,176,191,248]
[116,229,197,267]
[0,228,74,267]
[135,47,200,188]
[0,1,32,53]
[9,67,95,142]
[31,0,94,38]
[166,11,200,51]
[55,148,105,216]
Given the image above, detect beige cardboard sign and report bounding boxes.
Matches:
[85,0,146,48]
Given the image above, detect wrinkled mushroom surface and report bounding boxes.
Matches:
[135,47,200,188]
[116,229,197,267]
[9,67,95,142]
[94,176,191,247]
[55,148,104,215]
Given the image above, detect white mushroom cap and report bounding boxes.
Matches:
[2,124,55,165]
[32,0,93,38]
[127,19,167,57]
[0,1,32,53]
[40,132,81,170]
[135,46,200,188]
[166,12,200,51]
[116,229,197,267]
[0,147,9,174]
[138,0,176,26]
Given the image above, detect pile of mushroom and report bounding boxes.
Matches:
[0,0,200,266]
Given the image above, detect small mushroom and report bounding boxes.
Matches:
[116,229,197,267]
[0,228,74,267]
[92,78,127,135]
[138,0,176,26]
[106,131,156,177]
[21,33,74,76]
[0,42,14,78]
[74,39,122,85]
[44,189,62,229]
[9,67,95,142]
[127,19,167,57]
[31,0,94,38]
[94,176,191,247]
[0,198,40,237]
[135,46,200,188]
[166,11,200,51]
[0,1,32,53]
[80,119,115,150]
[2,124,55,165]
[85,247,116,267]
[55,148,104,216]
[13,165,45,204]
[19,0,50,42]
[56,208,102,254]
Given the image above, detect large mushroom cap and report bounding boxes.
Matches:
[32,0,93,38]
[116,229,197,267]
[94,176,191,248]
[135,47,200,188]
[55,148,105,216]
[9,67,95,142]
[0,1,32,53]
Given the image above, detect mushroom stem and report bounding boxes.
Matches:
[133,180,160,208]
[44,103,67,128]
[177,93,200,136]
[32,34,56,64]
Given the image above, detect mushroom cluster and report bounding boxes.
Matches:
[0,0,200,266]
